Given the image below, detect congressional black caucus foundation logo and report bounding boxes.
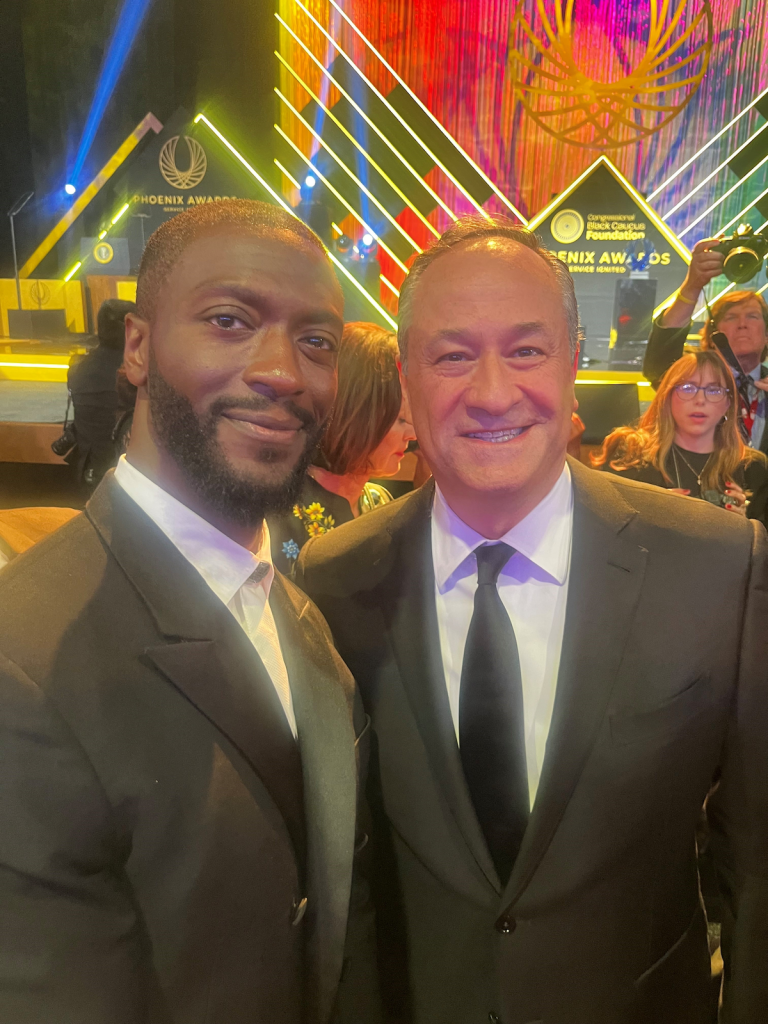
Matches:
[159,136,208,189]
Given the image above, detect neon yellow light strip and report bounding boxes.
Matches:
[275,124,410,274]
[528,155,691,262]
[648,85,768,201]
[274,158,302,190]
[21,112,162,279]
[331,222,342,233]
[0,361,71,369]
[276,16,457,223]
[718,184,768,236]
[276,88,422,253]
[664,123,768,220]
[111,202,129,225]
[276,53,440,239]
[380,274,400,297]
[194,113,396,327]
[679,151,768,238]
[324,0,526,223]
[577,378,652,386]
[63,261,82,282]
[285,3,491,220]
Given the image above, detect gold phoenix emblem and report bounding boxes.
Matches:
[29,281,51,309]
[159,135,208,189]
[509,0,713,149]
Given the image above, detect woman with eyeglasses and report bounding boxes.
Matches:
[592,349,768,523]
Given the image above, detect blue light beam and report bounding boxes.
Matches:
[69,0,153,190]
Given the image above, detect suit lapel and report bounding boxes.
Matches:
[382,483,500,892]
[86,475,305,866]
[502,459,648,907]
[269,576,358,1024]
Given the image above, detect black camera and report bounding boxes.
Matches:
[51,422,77,458]
[712,224,768,283]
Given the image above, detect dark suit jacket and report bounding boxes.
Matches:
[0,474,378,1024]
[296,458,768,1024]
[642,318,768,453]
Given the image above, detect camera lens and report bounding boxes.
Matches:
[723,246,761,283]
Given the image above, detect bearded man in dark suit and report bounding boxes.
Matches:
[296,217,768,1024]
[0,200,379,1024]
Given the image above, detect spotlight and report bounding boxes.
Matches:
[64,183,76,195]
[362,233,373,246]
[304,174,317,188]
[359,233,377,258]
[335,234,352,254]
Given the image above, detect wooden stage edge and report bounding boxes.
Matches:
[0,423,67,465]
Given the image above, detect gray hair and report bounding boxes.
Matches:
[397,216,583,369]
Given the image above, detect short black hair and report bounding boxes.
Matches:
[97,298,136,349]
[135,199,327,321]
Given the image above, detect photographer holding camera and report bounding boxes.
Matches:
[643,236,768,453]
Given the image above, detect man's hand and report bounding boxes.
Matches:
[660,238,725,329]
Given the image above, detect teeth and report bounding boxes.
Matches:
[466,427,526,442]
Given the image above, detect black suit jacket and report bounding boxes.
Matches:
[296,458,768,1024]
[0,474,378,1024]
[642,318,768,453]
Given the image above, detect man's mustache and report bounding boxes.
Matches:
[209,395,319,431]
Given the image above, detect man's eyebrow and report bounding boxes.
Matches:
[192,283,342,331]
[430,321,549,342]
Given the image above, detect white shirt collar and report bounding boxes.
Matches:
[113,455,273,606]
[432,462,573,592]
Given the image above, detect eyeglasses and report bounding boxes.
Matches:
[674,383,730,402]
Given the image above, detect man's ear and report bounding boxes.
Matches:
[123,312,150,387]
[571,343,580,380]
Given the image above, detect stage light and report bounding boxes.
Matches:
[69,0,152,189]
[304,174,317,188]
[362,233,374,247]
[194,113,397,329]
[335,234,352,253]
[649,85,768,202]
[287,1,492,221]
[276,54,440,239]
[274,124,410,274]
[22,112,161,279]
[63,261,83,282]
[323,0,526,224]
[64,184,76,196]
[275,18,457,223]
[111,202,130,225]
[276,89,423,253]
[678,151,768,238]
[274,159,302,191]
[380,274,400,297]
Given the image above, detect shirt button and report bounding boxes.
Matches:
[495,913,516,934]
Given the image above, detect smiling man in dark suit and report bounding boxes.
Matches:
[0,200,378,1023]
[296,216,768,1024]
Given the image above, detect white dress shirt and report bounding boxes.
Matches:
[432,463,573,808]
[114,456,296,736]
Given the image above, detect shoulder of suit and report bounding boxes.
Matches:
[297,487,416,593]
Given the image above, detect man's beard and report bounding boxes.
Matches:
[147,355,325,529]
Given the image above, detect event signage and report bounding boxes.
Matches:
[109,110,261,269]
[528,156,690,363]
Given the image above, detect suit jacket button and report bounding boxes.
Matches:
[495,914,516,934]
[489,1014,501,1023]
[291,896,308,926]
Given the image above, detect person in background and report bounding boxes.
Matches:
[66,297,135,487]
[643,237,768,452]
[270,321,415,572]
[594,349,768,525]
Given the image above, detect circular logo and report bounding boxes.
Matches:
[93,241,114,264]
[551,209,584,245]
[29,281,51,307]
[159,135,208,189]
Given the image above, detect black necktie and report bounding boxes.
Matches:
[459,543,529,884]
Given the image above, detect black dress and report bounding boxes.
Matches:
[268,475,393,574]
[600,445,768,527]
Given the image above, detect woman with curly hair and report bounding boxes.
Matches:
[270,321,416,571]
[592,348,768,523]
